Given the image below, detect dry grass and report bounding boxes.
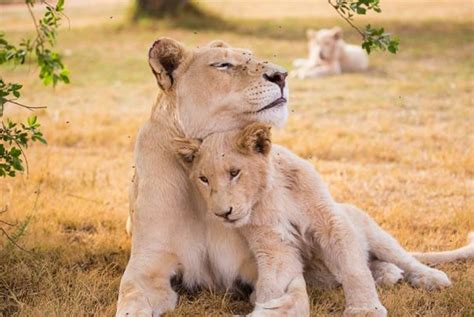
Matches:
[1,0,473,316]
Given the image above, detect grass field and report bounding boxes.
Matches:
[1,0,473,316]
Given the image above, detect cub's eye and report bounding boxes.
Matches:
[199,176,209,184]
[210,62,234,70]
[229,169,240,179]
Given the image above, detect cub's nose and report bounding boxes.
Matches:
[215,207,233,219]
[264,71,288,90]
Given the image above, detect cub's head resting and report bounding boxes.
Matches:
[148,38,289,137]
[174,123,272,227]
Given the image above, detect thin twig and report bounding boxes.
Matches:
[5,99,47,111]
[0,219,15,227]
[0,227,31,253]
[66,193,105,205]
[26,1,42,42]
[328,0,365,39]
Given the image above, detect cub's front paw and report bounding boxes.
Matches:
[406,268,451,290]
[343,304,387,317]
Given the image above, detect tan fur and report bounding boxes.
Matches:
[116,38,290,316]
[177,123,473,316]
[291,27,369,78]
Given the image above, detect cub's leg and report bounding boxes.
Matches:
[249,274,309,317]
[242,226,310,317]
[304,258,403,289]
[343,204,451,290]
[311,205,386,317]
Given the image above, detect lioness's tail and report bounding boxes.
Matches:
[411,232,474,265]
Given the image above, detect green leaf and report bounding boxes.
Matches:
[27,115,37,126]
[10,147,21,157]
[11,158,24,171]
[56,0,65,11]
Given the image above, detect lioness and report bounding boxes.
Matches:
[117,38,292,316]
[175,123,474,316]
[291,27,369,78]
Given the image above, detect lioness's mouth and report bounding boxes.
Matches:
[257,97,287,113]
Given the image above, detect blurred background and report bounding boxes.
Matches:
[1,0,473,316]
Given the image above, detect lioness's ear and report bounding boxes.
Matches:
[236,123,272,156]
[174,138,202,165]
[207,40,231,48]
[306,29,316,39]
[332,27,343,40]
[148,38,188,91]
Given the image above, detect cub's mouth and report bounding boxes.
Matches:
[222,213,250,228]
[257,97,287,113]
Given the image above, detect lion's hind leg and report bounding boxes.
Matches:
[343,204,451,291]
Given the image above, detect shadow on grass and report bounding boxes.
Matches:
[131,1,314,42]
[130,2,474,46]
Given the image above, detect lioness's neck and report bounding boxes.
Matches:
[150,92,184,138]
[150,91,220,139]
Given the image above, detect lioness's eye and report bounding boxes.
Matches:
[210,62,234,70]
[199,176,209,184]
[229,169,240,179]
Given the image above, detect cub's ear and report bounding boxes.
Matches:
[174,137,202,165]
[148,38,188,91]
[207,40,231,48]
[236,123,272,156]
[306,29,316,39]
[332,27,343,40]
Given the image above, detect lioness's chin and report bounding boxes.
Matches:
[255,103,288,129]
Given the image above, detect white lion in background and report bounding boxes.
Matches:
[291,27,369,79]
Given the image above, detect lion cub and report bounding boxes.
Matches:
[175,123,452,317]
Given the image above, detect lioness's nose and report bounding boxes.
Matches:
[215,207,233,219]
[264,71,287,89]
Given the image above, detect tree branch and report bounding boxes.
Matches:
[26,1,42,42]
[327,0,365,39]
[5,99,47,111]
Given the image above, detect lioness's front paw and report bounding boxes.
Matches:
[342,304,387,317]
[116,288,177,317]
[406,268,451,290]
[116,300,153,317]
